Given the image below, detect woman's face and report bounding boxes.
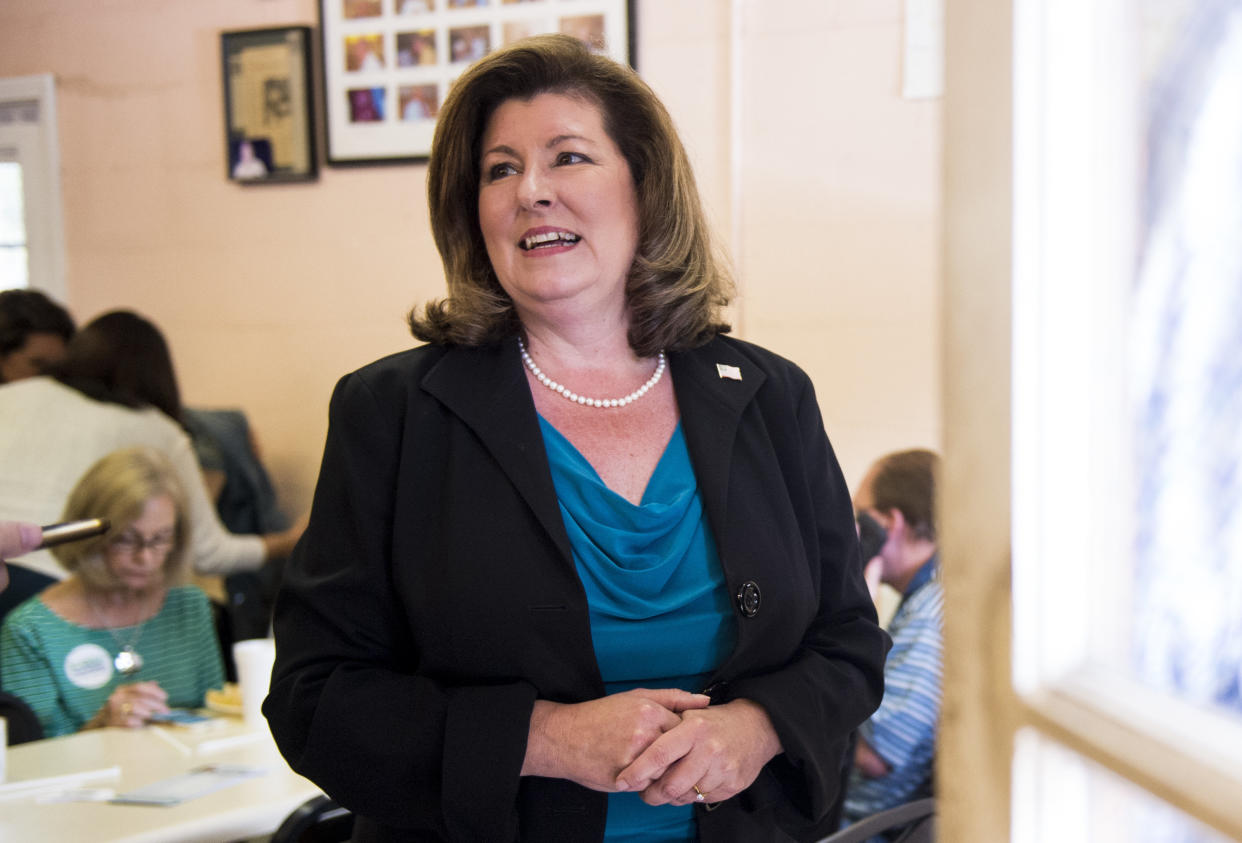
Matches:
[477,92,639,325]
[103,493,176,593]
[0,331,67,382]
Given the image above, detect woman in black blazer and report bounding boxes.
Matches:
[265,35,889,842]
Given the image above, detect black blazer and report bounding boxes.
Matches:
[266,335,889,842]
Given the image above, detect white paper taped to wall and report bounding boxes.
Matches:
[904,0,945,99]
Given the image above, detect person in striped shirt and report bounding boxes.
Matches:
[841,449,943,832]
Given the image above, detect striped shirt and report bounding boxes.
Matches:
[0,585,224,737]
[842,558,943,827]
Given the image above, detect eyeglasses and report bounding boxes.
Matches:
[108,531,175,556]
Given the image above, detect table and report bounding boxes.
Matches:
[0,715,322,842]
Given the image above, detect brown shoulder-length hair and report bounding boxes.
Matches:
[412,33,733,356]
[50,310,183,425]
[53,446,191,591]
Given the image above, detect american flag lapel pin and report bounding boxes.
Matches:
[716,363,742,381]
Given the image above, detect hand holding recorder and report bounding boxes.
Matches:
[0,517,109,593]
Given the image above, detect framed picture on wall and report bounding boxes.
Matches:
[319,0,634,166]
[221,26,318,184]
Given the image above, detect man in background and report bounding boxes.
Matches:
[841,448,943,828]
[0,289,74,383]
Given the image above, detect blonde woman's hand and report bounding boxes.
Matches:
[94,681,170,728]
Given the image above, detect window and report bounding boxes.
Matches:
[0,160,27,288]
[0,75,65,298]
[941,0,1242,839]
[1014,730,1233,843]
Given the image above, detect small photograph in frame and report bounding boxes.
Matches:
[559,14,606,50]
[347,87,388,122]
[345,0,383,19]
[319,0,633,165]
[396,0,438,13]
[221,26,318,184]
[396,30,438,67]
[448,25,492,63]
[345,33,386,72]
[398,84,440,121]
[501,19,540,46]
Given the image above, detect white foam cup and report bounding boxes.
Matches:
[232,637,276,726]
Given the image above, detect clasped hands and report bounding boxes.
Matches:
[523,688,782,807]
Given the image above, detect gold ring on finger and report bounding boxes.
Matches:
[692,785,706,802]
[122,702,132,716]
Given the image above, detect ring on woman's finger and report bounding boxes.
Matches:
[121,702,132,716]
[692,785,706,802]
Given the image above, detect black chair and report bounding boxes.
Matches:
[0,563,56,626]
[270,795,355,843]
[0,691,44,745]
[817,798,936,843]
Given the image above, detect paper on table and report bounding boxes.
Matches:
[195,730,266,755]
[110,764,266,806]
[35,787,116,804]
[0,766,121,801]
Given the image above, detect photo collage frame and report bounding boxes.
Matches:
[320,0,633,164]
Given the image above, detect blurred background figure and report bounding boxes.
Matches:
[0,519,45,744]
[0,289,75,384]
[0,447,224,738]
[183,406,291,649]
[841,449,943,834]
[855,509,889,604]
[0,309,303,590]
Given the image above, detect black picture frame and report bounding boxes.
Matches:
[319,0,634,166]
[221,26,319,184]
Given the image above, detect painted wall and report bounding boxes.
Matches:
[0,0,940,514]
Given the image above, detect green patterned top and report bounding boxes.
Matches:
[0,585,224,737]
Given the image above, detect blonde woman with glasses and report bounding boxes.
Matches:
[0,447,224,737]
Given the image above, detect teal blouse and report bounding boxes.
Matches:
[0,585,225,737]
[539,418,736,842]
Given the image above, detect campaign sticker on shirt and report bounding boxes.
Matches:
[64,643,114,689]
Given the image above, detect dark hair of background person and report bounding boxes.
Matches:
[412,33,734,356]
[869,449,940,542]
[50,310,184,424]
[0,288,75,356]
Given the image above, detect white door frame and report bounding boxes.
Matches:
[0,73,66,300]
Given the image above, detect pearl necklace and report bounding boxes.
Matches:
[518,336,666,409]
